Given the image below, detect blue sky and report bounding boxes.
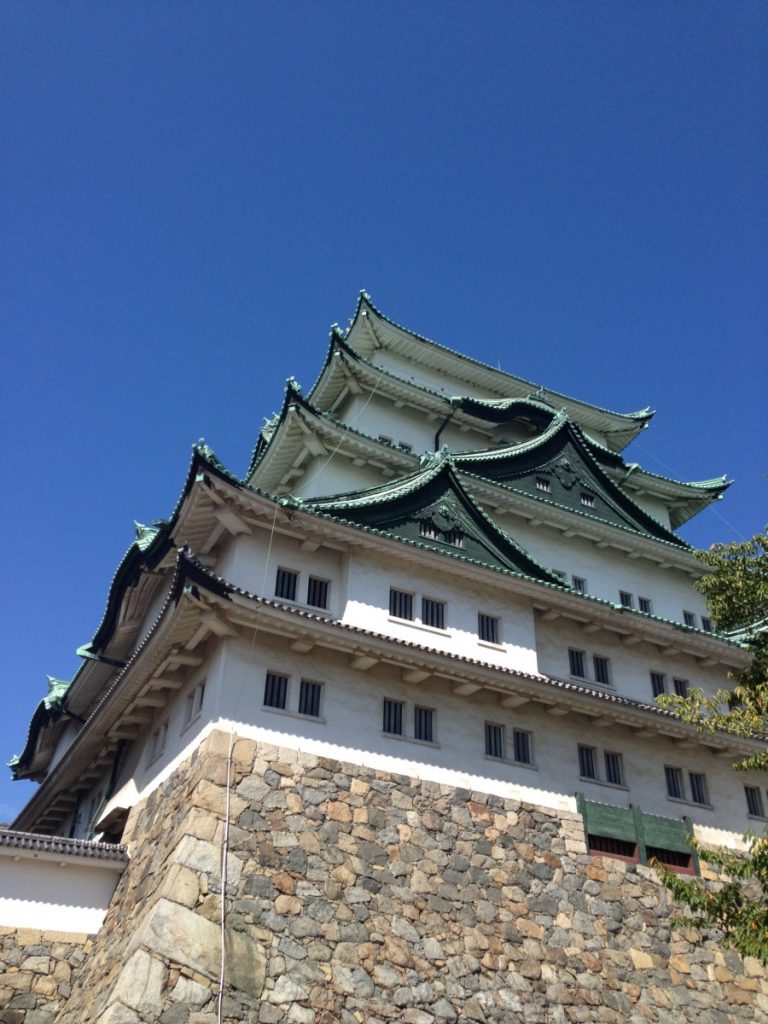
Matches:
[2,2,766,821]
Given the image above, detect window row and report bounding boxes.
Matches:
[377,434,413,454]
[567,653,699,703]
[419,519,464,548]
[275,567,330,610]
[389,589,501,644]
[579,746,712,807]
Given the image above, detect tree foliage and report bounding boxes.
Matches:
[653,529,768,961]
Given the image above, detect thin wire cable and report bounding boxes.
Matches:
[630,438,749,543]
[216,364,385,1012]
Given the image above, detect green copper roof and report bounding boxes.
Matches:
[300,449,563,585]
[345,292,654,450]
[453,414,689,548]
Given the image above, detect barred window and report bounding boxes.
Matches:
[745,785,765,818]
[689,772,708,805]
[306,576,329,609]
[578,745,597,779]
[581,492,595,508]
[593,655,611,686]
[639,596,652,614]
[604,751,624,786]
[569,648,586,678]
[485,723,505,759]
[299,680,322,718]
[535,476,551,492]
[414,706,434,743]
[421,597,446,630]
[389,588,414,620]
[572,576,587,594]
[264,671,288,710]
[650,672,666,698]
[619,591,634,609]
[275,567,298,601]
[512,729,532,765]
[683,610,697,628]
[383,699,404,736]
[673,678,689,698]
[665,766,684,800]
[419,520,439,540]
[184,680,206,726]
[443,529,464,548]
[701,616,713,633]
[478,613,499,644]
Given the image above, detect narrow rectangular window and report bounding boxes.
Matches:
[619,591,634,609]
[638,597,652,614]
[745,785,765,818]
[414,706,434,743]
[184,690,195,727]
[275,567,298,601]
[650,672,666,698]
[377,434,393,445]
[689,772,708,805]
[581,492,595,508]
[421,597,446,630]
[298,680,322,718]
[306,576,329,609]
[443,529,464,548]
[536,476,551,492]
[398,441,413,453]
[264,671,288,710]
[513,729,532,765]
[383,699,404,736]
[665,766,684,800]
[389,588,414,620]
[673,678,689,698]
[569,648,586,678]
[578,745,597,779]
[149,721,168,764]
[572,576,587,594]
[478,613,499,644]
[419,520,439,540]
[593,655,611,686]
[683,610,696,628]
[701,616,713,633]
[195,681,206,715]
[485,723,505,759]
[604,751,624,786]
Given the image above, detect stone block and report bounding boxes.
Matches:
[109,949,168,1015]
[132,897,266,997]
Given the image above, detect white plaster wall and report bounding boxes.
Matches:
[0,853,121,933]
[534,617,729,703]
[219,531,346,612]
[493,514,711,624]
[342,547,540,674]
[626,492,672,530]
[292,454,383,501]
[208,634,760,840]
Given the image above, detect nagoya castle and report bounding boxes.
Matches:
[2,294,766,1023]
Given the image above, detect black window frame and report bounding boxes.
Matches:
[389,588,414,620]
[298,679,322,718]
[421,597,446,630]
[264,671,289,710]
[383,699,404,736]
[306,575,330,610]
[275,567,298,602]
[414,705,435,743]
[478,613,500,644]
[485,722,505,759]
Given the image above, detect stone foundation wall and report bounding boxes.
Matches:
[0,926,91,1024]
[48,731,768,1022]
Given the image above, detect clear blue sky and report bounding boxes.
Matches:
[2,2,766,821]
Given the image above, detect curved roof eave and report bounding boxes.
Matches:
[345,292,654,450]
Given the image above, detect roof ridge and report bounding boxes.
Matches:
[352,292,655,427]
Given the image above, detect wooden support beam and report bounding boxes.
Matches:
[402,669,430,685]
[350,655,378,671]
[500,694,530,708]
[290,640,315,654]
[453,681,481,696]
[546,706,569,717]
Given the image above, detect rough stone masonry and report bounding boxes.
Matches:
[2,728,767,1023]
